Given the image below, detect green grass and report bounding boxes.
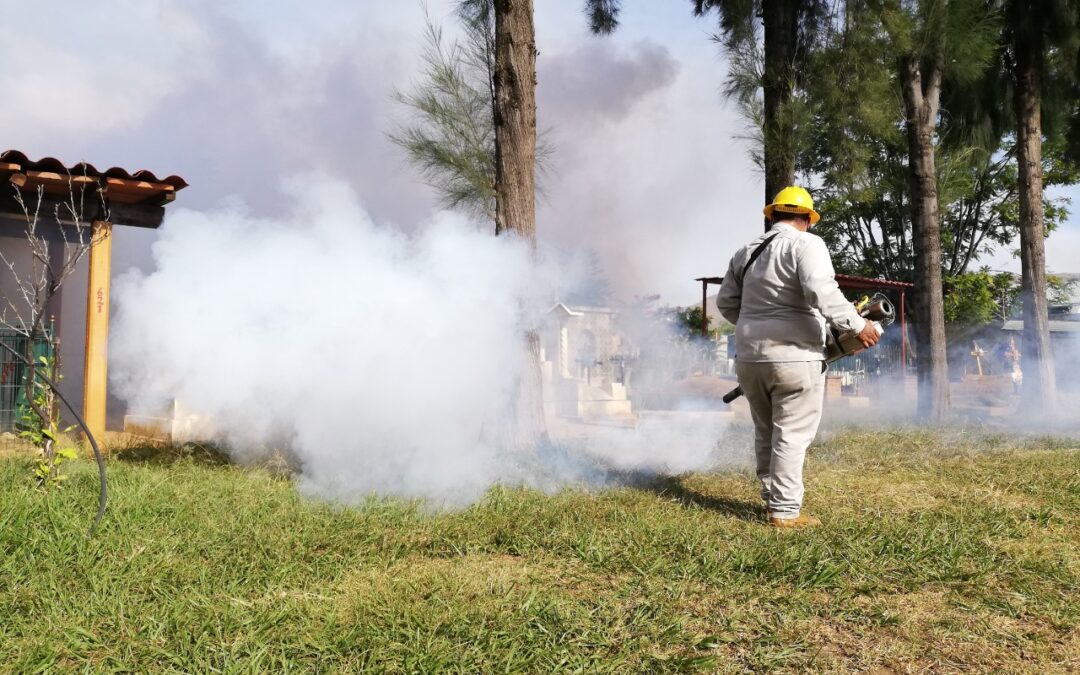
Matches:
[1,429,1079,672]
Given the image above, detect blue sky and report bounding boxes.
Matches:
[2,0,1076,300]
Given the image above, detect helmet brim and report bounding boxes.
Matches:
[763,203,821,225]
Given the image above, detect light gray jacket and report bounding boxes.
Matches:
[716,221,865,362]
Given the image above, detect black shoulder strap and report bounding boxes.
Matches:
[738,233,779,284]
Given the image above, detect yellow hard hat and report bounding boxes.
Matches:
[763,186,820,225]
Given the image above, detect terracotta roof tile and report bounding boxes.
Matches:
[0,150,187,189]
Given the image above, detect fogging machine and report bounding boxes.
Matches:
[722,293,896,404]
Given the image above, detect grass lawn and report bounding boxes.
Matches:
[1,429,1078,672]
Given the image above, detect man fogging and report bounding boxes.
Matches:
[716,187,881,529]
[722,294,895,403]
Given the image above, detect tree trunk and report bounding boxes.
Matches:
[1012,4,1057,413]
[492,0,548,448]
[493,0,537,240]
[761,0,800,229]
[901,56,950,422]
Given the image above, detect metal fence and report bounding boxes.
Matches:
[0,328,57,435]
[827,343,907,396]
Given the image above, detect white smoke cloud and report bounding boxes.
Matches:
[539,39,680,127]
[111,177,540,502]
[3,0,772,307]
[568,412,734,475]
[110,178,736,503]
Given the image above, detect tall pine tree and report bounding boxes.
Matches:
[1006,0,1080,413]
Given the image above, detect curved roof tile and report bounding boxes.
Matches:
[0,150,187,190]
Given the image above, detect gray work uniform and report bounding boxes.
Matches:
[716,221,864,518]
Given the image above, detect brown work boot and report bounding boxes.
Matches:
[768,513,821,529]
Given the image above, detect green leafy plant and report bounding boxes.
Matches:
[19,355,76,488]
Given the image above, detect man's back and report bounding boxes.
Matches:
[717,222,862,363]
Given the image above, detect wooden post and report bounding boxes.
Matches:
[701,279,708,337]
[83,220,112,445]
[900,290,906,373]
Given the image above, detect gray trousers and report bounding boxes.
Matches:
[735,360,826,518]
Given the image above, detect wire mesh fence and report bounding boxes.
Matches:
[0,327,57,451]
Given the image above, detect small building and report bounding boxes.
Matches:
[0,150,186,441]
[540,304,633,422]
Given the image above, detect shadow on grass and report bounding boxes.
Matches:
[110,438,298,479]
[111,440,233,467]
[637,475,766,522]
[531,442,765,522]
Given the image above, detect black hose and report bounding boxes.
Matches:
[0,341,106,537]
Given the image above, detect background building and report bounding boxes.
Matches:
[0,150,185,442]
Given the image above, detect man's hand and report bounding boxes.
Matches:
[857,320,881,348]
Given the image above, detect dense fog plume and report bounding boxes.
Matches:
[569,414,734,474]
[112,178,547,503]
[111,178,734,504]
